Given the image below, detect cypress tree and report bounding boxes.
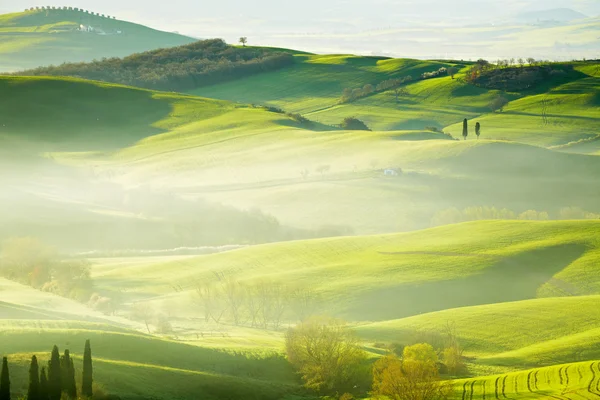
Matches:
[39,368,49,400]
[81,340,93,398]
[60,350,70,395]
[67,359,76,399]
[0,357,10,400]
[462,118,468,140]
[47,346,61,400]
[475,122,481,139]
[27,355,40,400]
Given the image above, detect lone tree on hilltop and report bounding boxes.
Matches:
[0,357,9,400]
[28,356,40,400]
[239,37,248,47]
[48,346,61,400]
[82,340,93,398]
[462,119,468,140]
[475,122,481,139]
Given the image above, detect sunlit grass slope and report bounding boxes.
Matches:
[445,63,600,147]
[0,9,195,72]
[357,296,600,365]
[193,54,458,117]
[449,360,600,400]
[193,54,599,145]
[91,220,600,322]
[0,320,296,400]
[0,75,232,149]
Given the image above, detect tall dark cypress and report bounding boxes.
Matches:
[27,355,40,400]
[39,368,49,400]
[47,346,61,400]
[0,357,10,400]
[475,122,481,139]
[67,359,77,399]
[60,350,70,396]
[81,340,93,398]
[462,118,468,140]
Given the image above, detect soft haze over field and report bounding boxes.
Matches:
[1,3,600,400]
[1,0,600,59]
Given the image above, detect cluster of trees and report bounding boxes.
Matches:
[431,206,600,227]
[25,6,116,18]
[285,318,464,398]
[465,59,576,91]
[18,39,295,92]
[192,277,320,329]
[0,238,93,302]
[421,67,449,80]
[340,76,413,103]
[461,119,481,140]
[252,105,313,126]
[0,340,93,400]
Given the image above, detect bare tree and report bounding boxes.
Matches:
[290,287,320,321]
[221,276,245,325]
[131,303,154,334]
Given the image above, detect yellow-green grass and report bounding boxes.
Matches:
[304,73,503,131]
[444,63,600,147]
[356,296,600,364]
[89,220,600,323]
[0,9,195,72]
[192,54,457,116]
[0,75,232,149]
[449,360,600,400]
[0,322,297,400]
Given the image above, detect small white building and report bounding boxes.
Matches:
[383,168,402,176]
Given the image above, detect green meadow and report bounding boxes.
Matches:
[0,11,599,399]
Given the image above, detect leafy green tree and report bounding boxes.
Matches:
[475,122,481,139]
[285,317,367,395]
[39,368,49,400]
[0,357,9,400]
[341,117,371,131]
[27,355,40,400]
[372,346,451,400]
[81,340,93,398]
[239,37,248,46]
[462,119,468,140]
[447,67,458,79]
[47,346,61,400]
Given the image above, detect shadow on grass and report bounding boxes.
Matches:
[347,243,587,321]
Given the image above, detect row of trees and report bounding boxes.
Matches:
[25,7,117,18]
[340,76,413,104]
[0,340,93,400]
[192,277,321,329]
[431,206,600,227]
[0,238,93,302]
[18,39,295,92]
[285,318,464,398]
[461,119,481,140]
[465,59,576,91]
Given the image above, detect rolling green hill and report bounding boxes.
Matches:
[0,8,195,72]
[192,56,600,147]
[89,220,600,321]
[0,319,297,400]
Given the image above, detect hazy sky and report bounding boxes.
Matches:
[2,0,599,58]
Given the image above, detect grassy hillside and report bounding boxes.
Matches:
[192,56,600,146]
[0,319,297,400]
[89,220,600,322]
[0,8,195,72]
[450,360,600,400]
